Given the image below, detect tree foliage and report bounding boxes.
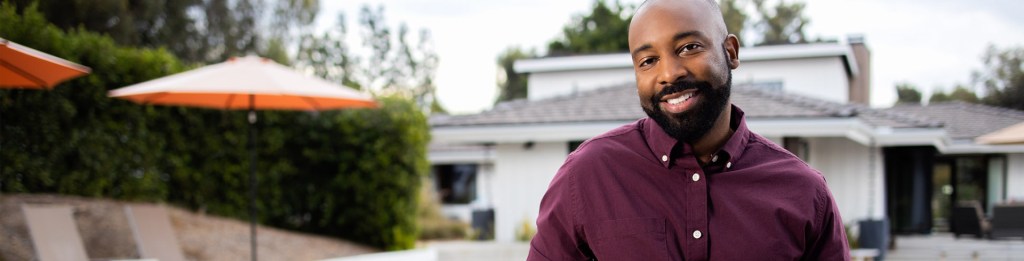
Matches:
[0,3,428,250]
[547,0,633,56]
[9,0,317,64]
[495,47,537,103]
[929,85,979,104]
[895,83,922,105]
[720,0,748,38]
[974,45,1024,110]
[751,0,810,46]
[298,5,444,114]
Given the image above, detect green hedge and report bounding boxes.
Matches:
[0,2,428,250]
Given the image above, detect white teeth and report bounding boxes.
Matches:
[667,92,694,105]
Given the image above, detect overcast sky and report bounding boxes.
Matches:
[317,0,1024,114]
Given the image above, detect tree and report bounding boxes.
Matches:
[11,0,319,64]
[752,0,810,46]
[547,0,633,56]
[929,85,979,104]
[720,0,748,40]
[295,5,446,113]
[895,83,922,105]
[298,13,363,89]
[495,47,537,103]
[974,45,1024,110]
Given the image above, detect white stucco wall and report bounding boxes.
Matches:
[492,142,569,242]
[527,67,635,101]
[806,137,886,225]
[734,57,850,103]
[1007,153,1024,201]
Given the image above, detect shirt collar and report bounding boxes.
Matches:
[642,105,751,168]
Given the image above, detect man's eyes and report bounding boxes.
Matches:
[678,43,703,55]
[639,58,657,67]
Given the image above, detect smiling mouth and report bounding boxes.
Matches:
[658,88,699,114]
[660,88,699,104]
[666,91,695,105]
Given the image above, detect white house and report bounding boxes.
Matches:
[427,37,1024,243]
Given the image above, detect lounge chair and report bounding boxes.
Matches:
[124,204,187,261]
[950,200,990,238]
[22,204,90,261]
[991,202,1024,239]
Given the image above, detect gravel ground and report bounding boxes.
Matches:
[0,194,377,261]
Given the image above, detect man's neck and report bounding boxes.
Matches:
[691,104,733,164]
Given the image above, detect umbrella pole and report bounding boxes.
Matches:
[248,94,258,261]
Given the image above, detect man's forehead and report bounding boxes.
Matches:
[629,0,725,46]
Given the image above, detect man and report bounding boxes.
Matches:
[527,0,850,260]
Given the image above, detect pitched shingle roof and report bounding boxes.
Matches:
[432,84,941,130]
[884,101,1024,140]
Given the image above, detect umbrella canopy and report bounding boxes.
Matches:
[108,56,375,110]
[0,38,91,89]
[976,121,1024,145]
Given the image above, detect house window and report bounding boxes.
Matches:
[432,164,478,204]
[783,137,809,161]
[568,140,585,154]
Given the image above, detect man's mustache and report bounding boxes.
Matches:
[654,80,713,101]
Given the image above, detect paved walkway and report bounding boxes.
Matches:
[887,233,1024,261]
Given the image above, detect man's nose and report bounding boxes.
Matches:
[658,56,689,85]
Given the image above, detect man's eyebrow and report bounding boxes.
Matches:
[631,44,653,56]
[630,31,704,56]
[673,31,702,42]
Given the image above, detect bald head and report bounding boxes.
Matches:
[630,0,729,45]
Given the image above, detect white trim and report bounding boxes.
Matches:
[432,122,629,144]
[937,142,1024,154]
[428,147,495,163]
[871,128,947,147]
[515,53,630,73]
[747,118,860,137]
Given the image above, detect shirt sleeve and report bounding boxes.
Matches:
[527,157,591,260]
[805,178,851,261]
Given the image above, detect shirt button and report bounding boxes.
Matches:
[693,230,702,239]
[692,173,700,182]
[661,155,668,162]
[711,154,719,163]
[726,162,733,169]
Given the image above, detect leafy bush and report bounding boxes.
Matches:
[0,2,429,250]
[416,177,469,240]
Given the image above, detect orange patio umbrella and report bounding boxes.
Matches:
[1,38,91,179]
[108,56,375,261]
[0,37,91,89]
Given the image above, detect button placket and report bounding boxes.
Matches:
[684,165,710,259]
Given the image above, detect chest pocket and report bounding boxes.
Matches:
[587,217,671,261]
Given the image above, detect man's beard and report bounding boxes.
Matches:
[642,69,731,143]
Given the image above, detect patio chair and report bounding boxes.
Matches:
[990,202,1024,239]
[950,200,990,238]
[21,204,90,261]
[124,204,187,261]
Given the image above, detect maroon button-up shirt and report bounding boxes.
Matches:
[528,106,849,261]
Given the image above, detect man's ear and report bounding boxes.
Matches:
[724,34,740,69]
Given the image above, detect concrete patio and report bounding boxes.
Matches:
[887,233,1024,261]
